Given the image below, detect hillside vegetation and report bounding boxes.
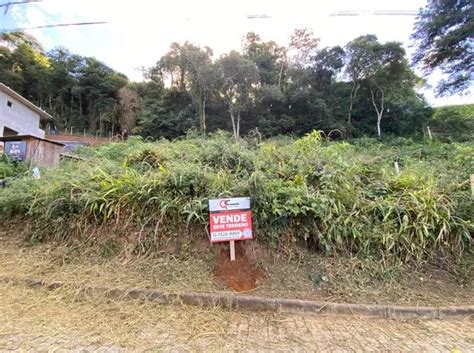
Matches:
[1,132,472,263]
[430,104,474,141]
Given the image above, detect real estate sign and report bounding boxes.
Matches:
[209,197,253,243]
[5,141,26,161]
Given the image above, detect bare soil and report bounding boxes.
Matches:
[214,242,265,292]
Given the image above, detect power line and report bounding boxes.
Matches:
[247,14,272,19]
[1,0,41,15]
[330,10,418,17]
[1,21,108,33]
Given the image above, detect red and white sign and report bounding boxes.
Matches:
[209,197,253,243]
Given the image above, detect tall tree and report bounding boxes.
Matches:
[158,42,215,135]
[181,44,216,135]
[366,42,417,138]
[344,35,379,124]
[311,46,345,91]
[242,32,286,87]
[216,51,259,138]
[117,87,140,135]
[412,0,473,95]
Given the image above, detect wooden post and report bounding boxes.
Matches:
[470,174,474,197]
[229,240,236,261]
[427,126,432,140]
[83,129,86,138]
[394,161,400,175]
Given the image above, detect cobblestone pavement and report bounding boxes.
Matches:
[0,283,473,352]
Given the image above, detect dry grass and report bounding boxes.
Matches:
[1,282,473,351]
[0,282,240,351]
[0,230,472,307]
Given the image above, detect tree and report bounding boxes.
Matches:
[344,35,379,123]
[242,32,286,87]
[311,46,345,91]
[181,44,216,135]
[78,57,128,134]
[288,28,319,68]
[412,0,473,95]
[47,48,84,128]
[216,51,259,138]
[137,84,195,139]
[156,42,186,90]
[0,31,43,51]
[363,41,418,138]
[117,87,140,135]
[368,45,415,139]
[158,42,216,135]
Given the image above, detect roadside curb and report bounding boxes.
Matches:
[2,276,473,319]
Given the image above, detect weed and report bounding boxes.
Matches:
[0,133,472,263]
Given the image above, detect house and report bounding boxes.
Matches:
[0,82,51,138]
[0,134,65,168]
[0,84,65,167]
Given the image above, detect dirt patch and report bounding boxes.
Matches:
[214,242,265,292]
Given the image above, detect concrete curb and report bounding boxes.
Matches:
[2,276,473,319]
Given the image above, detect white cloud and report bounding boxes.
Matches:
[9,0,473,106]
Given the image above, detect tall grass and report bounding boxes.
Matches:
[0,132,472,262]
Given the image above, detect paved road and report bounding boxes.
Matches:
[0,283,472,352]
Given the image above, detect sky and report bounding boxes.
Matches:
[1,0,472,106]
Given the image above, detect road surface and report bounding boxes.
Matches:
[0,283,472,352]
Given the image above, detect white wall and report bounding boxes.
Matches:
[0,91,45,138]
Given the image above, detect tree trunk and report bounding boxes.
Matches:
[230,112,237,138]
[201,98,206,135]
[348,81,360,124]
[278,60,285,89]
[370,83,384,139]
[376,113,382,139]
[236,112,241,138]
[180,68,185,91]
[79,92,83,121]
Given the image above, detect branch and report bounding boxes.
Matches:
[369,81,384,116]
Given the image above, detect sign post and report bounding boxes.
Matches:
[209,197,253,261]
[229,240,236,261]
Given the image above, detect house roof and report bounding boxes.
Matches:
[0,83,53,120]
[0,134,65,146]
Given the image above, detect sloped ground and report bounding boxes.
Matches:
[1,283,473,352]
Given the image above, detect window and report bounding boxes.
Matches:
[7,101,12,108]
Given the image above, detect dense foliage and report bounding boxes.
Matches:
[1,30,430,140]
[412,0,473,96]
[1,133,472,262]
[430,104,474,141]
[138,32,428,139]
[0,155,27,179]
[0,34,128,135]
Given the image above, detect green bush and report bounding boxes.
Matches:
[0,133,472,262]
[0,156,28,179]
[430,104,474,141]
